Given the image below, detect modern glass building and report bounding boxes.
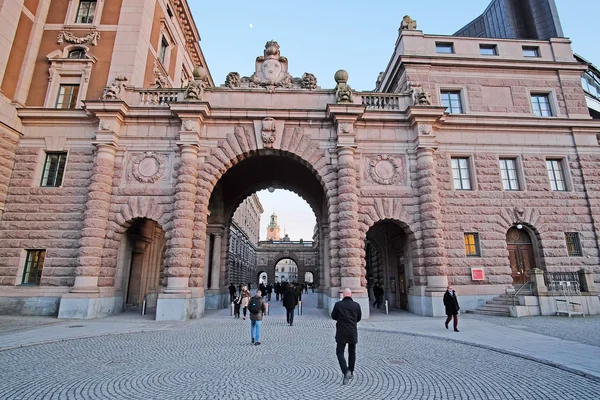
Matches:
[454,0,563,40]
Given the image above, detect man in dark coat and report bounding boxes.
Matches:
[443,285,460,332]
[331,288,362,385]
[282,284,298,326]
[228,283,236,302]
[372,282,383,309]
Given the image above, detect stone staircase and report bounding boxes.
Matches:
[466,291,532,317]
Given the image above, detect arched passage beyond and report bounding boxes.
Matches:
[203,151,328,309]
[365,220,414,311]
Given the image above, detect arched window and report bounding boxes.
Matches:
[68,49,86,59]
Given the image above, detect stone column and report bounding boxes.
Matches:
[416,147,448,292]
[155,143,199,321]
[337,146,363,290]
[162,144,198,294]
[203,235,212,289]
[73,143,118,291]
[210,233,223,289]
[58,142,118,319]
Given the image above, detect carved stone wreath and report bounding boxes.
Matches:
[368,155,403,185]
[130,152,168,183]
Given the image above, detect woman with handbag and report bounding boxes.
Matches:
[240,285,251,320]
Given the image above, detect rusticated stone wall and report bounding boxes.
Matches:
[438,150,600,286]
[0,147,93,286]
[404,67,588,117]
[0,130,19,221]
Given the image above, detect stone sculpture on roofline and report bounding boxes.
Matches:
[223,41,319,92]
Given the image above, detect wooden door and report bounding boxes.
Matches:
[507,244,535,285]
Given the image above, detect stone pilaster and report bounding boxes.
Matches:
[337,146,362,289]
[162,143,198,294]
[72,142,118,292]
[416,147,448,291]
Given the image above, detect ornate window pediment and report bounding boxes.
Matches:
[44,47,96,108]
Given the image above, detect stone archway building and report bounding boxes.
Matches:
[1,1,600,320]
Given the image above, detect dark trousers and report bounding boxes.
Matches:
[373,295,383,308]
[286,308,294,324]
[267,293,272,301]
[229,293,235,302]
[336,341,356,375]
[445,314,458,329]
[243,307,247,317]
[276,293,279,300]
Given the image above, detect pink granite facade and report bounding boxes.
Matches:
[0,8,599,319]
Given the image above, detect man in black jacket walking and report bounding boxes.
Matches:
[443,285,460,332]
[331,288,362,385]
[282,284,298,326]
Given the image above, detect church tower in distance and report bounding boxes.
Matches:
[266,213,281,240]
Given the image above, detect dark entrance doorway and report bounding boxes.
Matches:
[506,227,536,285]
[365,220,412,311]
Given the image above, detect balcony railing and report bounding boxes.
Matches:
[124,88,405,111]
[135,89,183,106]
[360,93,403,110]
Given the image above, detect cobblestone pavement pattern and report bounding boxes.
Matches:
[1,294,600,400]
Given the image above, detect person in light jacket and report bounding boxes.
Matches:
[240,286,251,320]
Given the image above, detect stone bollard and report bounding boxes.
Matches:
[531,268,547,296]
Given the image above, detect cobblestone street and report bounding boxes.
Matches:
[1,294,600,400]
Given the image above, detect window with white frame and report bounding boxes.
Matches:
[75,0,97,24]
[451,157,472,190]
[565,232,583,257]
[546,159,567,191]
[21,250,46,285]
[499,158,520,191]
[159,37,169,65]
[40,152,68,187]
[531,93,553,117]
[56,84,80,109]
[441,91,464,114]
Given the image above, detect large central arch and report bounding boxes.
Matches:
[193,126,335,310]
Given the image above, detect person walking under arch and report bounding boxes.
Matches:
[248,290,266,345]
[228,283,236,303]
[331,288,362,385]
[282,283,298,326]
[240,285,251,320]
[443,285,460,332]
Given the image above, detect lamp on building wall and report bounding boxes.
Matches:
[516,224,523,230]
[268,186,275,193]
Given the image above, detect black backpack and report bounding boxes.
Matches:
[247,297,261,314]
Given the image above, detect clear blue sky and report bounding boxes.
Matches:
[196,0,599,240]
[191,0,600,91]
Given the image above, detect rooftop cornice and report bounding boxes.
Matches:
[439,114,600,131]
[397,55,588,72]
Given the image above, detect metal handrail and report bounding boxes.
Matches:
[511,281,532,305]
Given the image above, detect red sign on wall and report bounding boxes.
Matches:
[471,267,485,281]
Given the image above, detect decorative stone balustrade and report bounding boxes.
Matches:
[360,93,403,110]
[118,88,405,111]
[136,89,183,106]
